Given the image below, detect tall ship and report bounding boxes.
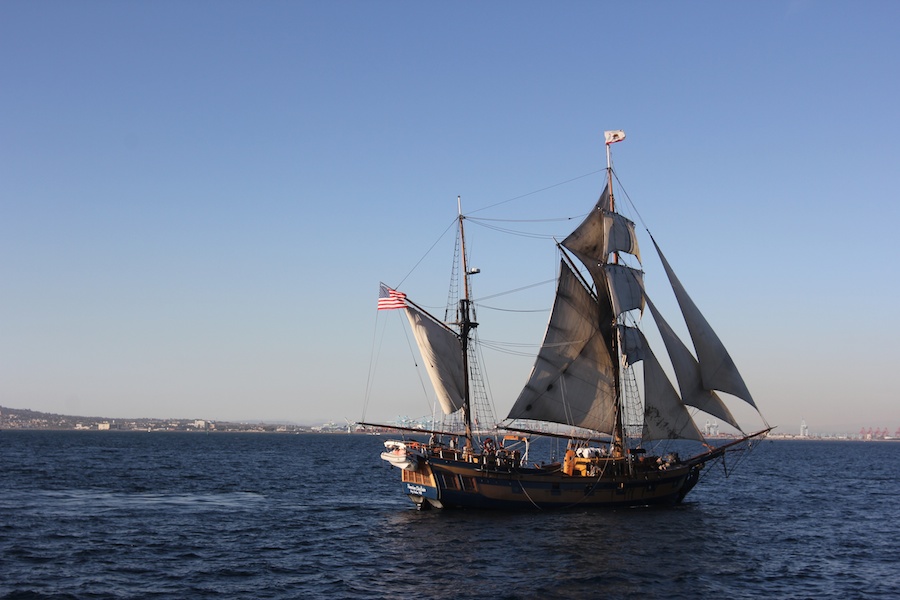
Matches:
[363,131,770,510]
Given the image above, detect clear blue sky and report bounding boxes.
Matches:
[2,1,898,434]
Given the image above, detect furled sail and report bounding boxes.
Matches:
[620,326,704,442]
[644,293,741,429]
[405,304,465,415]
[506,262,617,433]
[651,237,757,409]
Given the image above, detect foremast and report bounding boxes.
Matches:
[606,132,628,460]
[503,129,637,457]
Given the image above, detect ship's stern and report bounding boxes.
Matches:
[400,461,441,509]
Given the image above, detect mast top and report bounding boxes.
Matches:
[604,130,625,211]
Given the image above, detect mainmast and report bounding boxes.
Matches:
[457,196,477,451]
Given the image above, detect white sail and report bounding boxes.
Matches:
[561,185,611,295]
[561,185,641,271]
[619,325,644,367]
[644,293,741,429]
[405,304,465,415]
[652,237,757,409]
[507,262,617,433]
[605,264,645,317]
[621,326,705,442]
[603,210,641,262]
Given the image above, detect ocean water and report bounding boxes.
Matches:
[1,431,897,599]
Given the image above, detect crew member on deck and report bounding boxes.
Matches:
[563,444,576,476]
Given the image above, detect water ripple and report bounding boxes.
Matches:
[1,432,898,599]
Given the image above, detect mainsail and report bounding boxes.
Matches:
[405,304,465,415]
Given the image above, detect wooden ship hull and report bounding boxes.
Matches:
[397,448,703,510]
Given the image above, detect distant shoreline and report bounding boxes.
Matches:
[2,406,894,441]
[0,405,320,434]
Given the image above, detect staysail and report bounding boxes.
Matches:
[621,326,704,442]
[651,237,757,409]
[405,304,466,415]
[506,262,618,433]
[643,293,741,429]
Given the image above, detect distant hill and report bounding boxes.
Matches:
[0,405,310,433]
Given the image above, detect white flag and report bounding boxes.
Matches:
[604,130,626,144]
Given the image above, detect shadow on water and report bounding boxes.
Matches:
[358,501,754,599]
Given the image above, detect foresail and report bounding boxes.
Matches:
[644,294,741,430]
[506,262,617,433]
[621,326,704,442]
[652,237,757,410]
[405,304,465,415]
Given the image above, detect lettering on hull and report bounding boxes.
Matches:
[406,484,426,496]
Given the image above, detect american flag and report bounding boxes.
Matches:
[377,283,407,310]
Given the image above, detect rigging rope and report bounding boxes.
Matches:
[468,169,605,215]
[392,169,604,310]
[476,277,557,302]
[394,217,457,291]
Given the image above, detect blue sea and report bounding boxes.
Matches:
[1,431,897,599]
